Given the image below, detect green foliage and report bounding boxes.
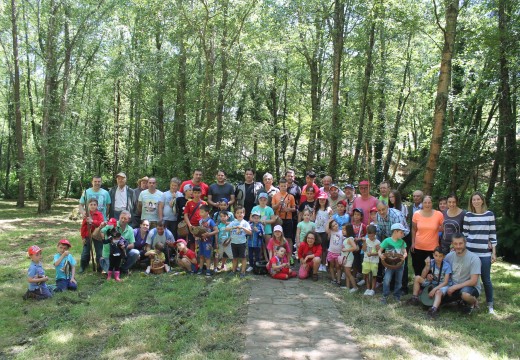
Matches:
[496,217,520,262]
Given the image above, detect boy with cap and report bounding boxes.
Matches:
[174,239,199,274]
[378,223,408,304]
[53,239,77,292]
[247,210,265,272]
[23,245,52,300]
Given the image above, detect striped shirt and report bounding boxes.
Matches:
[463,211,497,258]
[376,208,410,240]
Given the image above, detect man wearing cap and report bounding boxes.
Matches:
[300,170,320,204]
[109,172,136,220]
[137,177,163,229]
[376,201,411,294]
[343,183,357,215]
[79,175,111,221]
[208,170,235,213]
[352,180,378,226]
[180,169,209,200]
[235,168,264,220]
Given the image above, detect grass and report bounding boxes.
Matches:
[0,199,250,360]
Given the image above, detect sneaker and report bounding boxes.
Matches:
[340,285,347,289]
[381,297,388,305]
[349,287,358,294]
[319,265,327,272]
[205,270,212,277]
[330,279,338,285]
[406,297,420,306]
[197,270,203,275]
[427,307,439,320]
[488,307,496,315]
[78,267,85,274]
[227,271,236,276]
[357,279,366,286]
[240,273,246,279]
[246,266,254,272]
[341,273,346,280]
[461,304,474,315]
[363,289,371,296]
[368,290,376,296]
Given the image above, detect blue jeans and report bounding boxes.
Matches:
[81,238,103,271]
[55,279,78,291]
[480,256,493,305]
[248,247,261,268]
[100,249,140,272]
[383,265,404,299]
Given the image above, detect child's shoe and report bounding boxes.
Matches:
[357,279,366,286]
[205,270,212,277]
[406,296,420,306]
[368,290,376,296]
[349,287,358,294]
[381,297,388,305]
[427,307,439,320]
[246,266,253,272]
[107,271,112,280]
[114,271,122,282]
[240,273,246,279]
[363,289,371,296]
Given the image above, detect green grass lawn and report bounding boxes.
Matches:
[0,200,250,360]
[1,199,519,359]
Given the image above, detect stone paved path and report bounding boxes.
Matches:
[242,276,362,360]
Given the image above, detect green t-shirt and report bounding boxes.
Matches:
[380,237,407,255]
[297,221,316,243]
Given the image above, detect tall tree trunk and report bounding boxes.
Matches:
[422,0,459,194]
[113,79,121,178]
[155,29,165,156]
[328,0,345,179]
[350,18,376,182]
[270,65,280,179]
[374,3,385,185]
[11,0,25,207]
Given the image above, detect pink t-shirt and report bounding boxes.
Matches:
[412,210,444,251]
[351,196,378,226]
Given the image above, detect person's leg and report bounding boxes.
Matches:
[121,249,140,272]
[93,240,104,272]
[80,238,91,272]
[55,279,67,292]
[383,268,394,299]
[67,279,78,291]
[401,233,411,292]
[393,266,404,300]
[312,257,321,278]
[298,262,310,279]
[412,276,425,296]
[272,272,290,280]
[479,256,494,307]
[248,247,255,268]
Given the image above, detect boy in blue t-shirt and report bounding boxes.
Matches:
[53,239,78,292]
[198,205,218,276]
[23,245,52,300]
[215,211,233,272]
[378,223,408,304]
[247,211,265,272]
[212,198,235,225]
[225,206,252,278]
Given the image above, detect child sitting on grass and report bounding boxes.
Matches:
[378,223,408,304]
[23,245,52,300]
[53,239,77,292]
[174,239,199,274]
[268,246,297,280]
[361,225,380,296]
[145,242,171,274]
[340,224,358,292]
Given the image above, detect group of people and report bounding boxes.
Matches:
[24,169,498,318]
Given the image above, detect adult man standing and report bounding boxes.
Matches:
[343,183,357,215]
[378,181,391,205]
[406,190,424,226]
[320,176,345,199]
[376,201,411,293]
[79,175,111,220]
[109,172,136,220]
[351,180,378,226]
[180,169,209,200]
[137,177,163,229]
[300,171,320,204]
[441,234,481,316]
[207,170,235,212]
[158,177,183,238]
[235,168,263,220]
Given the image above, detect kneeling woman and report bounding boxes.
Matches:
[297,231,322,281]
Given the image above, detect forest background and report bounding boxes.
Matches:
[0,0,519,260]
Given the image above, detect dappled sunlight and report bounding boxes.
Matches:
[48,330,74,344]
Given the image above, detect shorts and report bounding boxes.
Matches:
[282,219,294,240]
[317,232,329,250]
[442,286,480,304]
[231,243,247,259]
[362,261,378,275]
[422,281,449,294]
[218,242,233,259]
[197,240,213,258]
[326,251,340,263]
[339,252,354,267]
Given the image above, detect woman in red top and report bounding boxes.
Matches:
[297,231,322,281]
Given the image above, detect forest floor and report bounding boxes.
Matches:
[0,199,518,359]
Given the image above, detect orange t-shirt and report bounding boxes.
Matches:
[271,192,296,220]
[412,210,444,251]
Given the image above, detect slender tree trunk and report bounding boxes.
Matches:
[11,0,25,207]
[422,0,459,194]
[374,4,386,185]
[113,79,121,178]
[155,29,165,156]
[270,66,280,179]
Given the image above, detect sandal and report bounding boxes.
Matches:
[312,273,319,281]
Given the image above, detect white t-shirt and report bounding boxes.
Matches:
[328,230,343,254]
[363,237,381,264]
[315,208,330,233]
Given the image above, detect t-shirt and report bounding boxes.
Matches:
[380,237,407,255]
[463,211,497,258]
[298,201,316,217]
[272,192,296,220]
[297,221,316,243]
[251,205,275,234]
[160,190,183,221]
[27,262,46,291]
[139,189,164,222]
[243,183,257,218]
[300,183,320,204]
[248,222,265,248]
[268,256,285,275]
[412,210,444,251]
[53,253,77,280]
[80,188,111,220]
[363,238,380,263]
[183,200,207,226]
[314,208,331,233]
[179,180,209,199]
[341,237,356,257]
[445,250,481,294]
[146,228,175,247]
[213,210,235,225]
[208,182,235,211]
[297,242,322,264]
[441,209,466,250]
[229,219,251,244]
[328,230,343,254]
[428,259,453,285]
[333,213,350,230]
[217,223,230,245]
[351,196,378,226]
[199,217,217,244]
[267,237,291,256]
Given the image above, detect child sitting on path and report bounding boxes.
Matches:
[267,225,291,260]
[23,245,52,300]
[378,223,408,304]
[361,225,380,296]
[340,224,358,292]
[53,239,77,292]
[297,231,322,281]
[268,246,297,280]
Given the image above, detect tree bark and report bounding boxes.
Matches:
[422,0,459,195]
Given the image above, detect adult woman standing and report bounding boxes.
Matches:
[411,196,444,275]
[441,194,466,253]
[463,191,497,314]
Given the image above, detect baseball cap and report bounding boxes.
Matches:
[58,239,72,248]
[107,218,118,227]
[116,172,126,178]
[370,207,377,213]
[359,180,370,186]
[173,239,187,246]
[220,198,229,204]
[183,184,193,192]
[251,211,261,217]
[330,183,339,190]
[391,223,406,232]
[273,225,283,233]
[338,200,347,207]
[353,208,364,216]
[344,183,355,189]
[28,245,42,256]
[317,192,328,200]
[258,192,268,199]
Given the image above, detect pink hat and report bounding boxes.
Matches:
[359,180,370,186]
[370,207,377,213]
[317,192,328,200]
[273,225,283,233]
[174,239,187,246]
[107,218,118,227]
[58,239,72,248]
[28,245,42,255]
